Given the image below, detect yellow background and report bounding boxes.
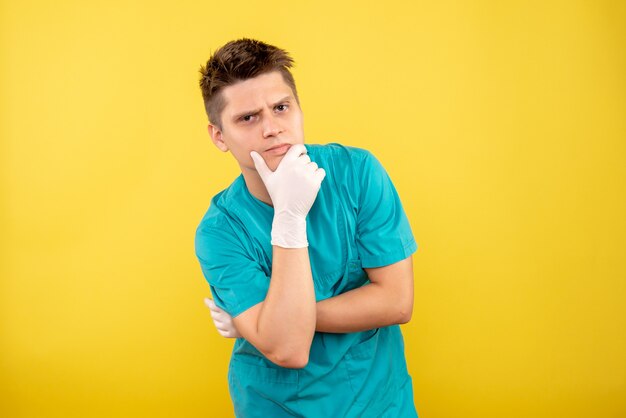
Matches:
[1,0,625,417]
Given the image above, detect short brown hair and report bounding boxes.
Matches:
[199,38,299,129]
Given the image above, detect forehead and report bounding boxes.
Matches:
[221,71,294,115]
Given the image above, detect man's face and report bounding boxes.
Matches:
[208,71,304,173]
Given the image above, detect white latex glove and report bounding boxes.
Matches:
[204,297,241,338]
[250,144,326,248]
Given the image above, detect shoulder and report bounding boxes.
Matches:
[195,177,246,260]
[196,178,239,231]
[305,142,373,163]
[305,143,378,180]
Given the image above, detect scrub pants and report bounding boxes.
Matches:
[379,376,419,418]
[230,374,419,418]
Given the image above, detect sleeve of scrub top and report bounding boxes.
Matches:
[195,222,269,318]
[354,150,418,268]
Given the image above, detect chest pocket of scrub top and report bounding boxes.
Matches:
[329,258,368,296]
[307,201,369,299]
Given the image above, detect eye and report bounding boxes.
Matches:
[275,104,288,112]
[241,114,255,123]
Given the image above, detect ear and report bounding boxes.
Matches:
[208,123,228,152]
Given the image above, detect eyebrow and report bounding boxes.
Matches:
[231,95,293,122]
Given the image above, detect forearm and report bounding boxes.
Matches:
[315,281,413,333]
[257,246,316,363]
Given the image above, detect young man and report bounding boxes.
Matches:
[195,38,419,417]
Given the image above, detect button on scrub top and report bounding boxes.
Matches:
[196,143,419,417]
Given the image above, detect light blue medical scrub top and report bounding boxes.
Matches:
[195,143,419,418]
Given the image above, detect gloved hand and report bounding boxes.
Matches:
[250,144,326,248]
[204,297,241,338]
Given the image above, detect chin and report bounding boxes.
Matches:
[267,156,284,171]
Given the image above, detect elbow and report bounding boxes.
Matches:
[398,309,412,324]
[277,355,309,369]
[397,299,414,324]
[267,348,310,369]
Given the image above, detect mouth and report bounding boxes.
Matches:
[264,143,291,156]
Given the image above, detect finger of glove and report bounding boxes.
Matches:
[314,167,326,183]
[209,306,226,319]
[298,153,311,165]
[216,324,231,332]
[290,154,311,171]
[280,144,307,166]
[208,303,224,316]
[212,311,228,322]
[205,298,223,313]
[224,330,240,338]
[204,297,219,308]
[250,151,272,180]
[304,161,319,172]
[212,315,226,326]
[214,316,231,327]
[217,324,236,335]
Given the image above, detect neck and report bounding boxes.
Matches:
[241,165,273,207]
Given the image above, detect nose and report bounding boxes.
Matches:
[262,112,282,138]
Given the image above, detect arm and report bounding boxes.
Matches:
[317,149,416,332]
[204,148,415,340]
[226,145,325,369]
[315,256,414,333]
[206,256,414,338]
[232,246,316,368]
